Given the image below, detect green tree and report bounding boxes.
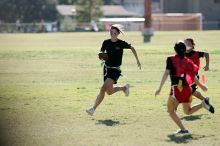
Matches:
[0,0,58,22]
[58,0,77,4]
[76,0,103,23]
[103,0,120,5]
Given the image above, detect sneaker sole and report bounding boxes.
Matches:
[86,110,93,116]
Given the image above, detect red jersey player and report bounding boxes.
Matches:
[155,41,210,134]
[184,38,214,113]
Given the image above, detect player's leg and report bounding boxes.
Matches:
[193,90,205,100]
[106,82,125,95]
[167,96,188,133]
[191,83,205,100]
[106,83,129,96]
[94,78,115,109]
[182,102,203,115]
[86,78,114,115]
[193,91,215,113]
[105,68,129,96]
[191,84,215,113]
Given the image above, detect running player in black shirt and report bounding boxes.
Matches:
[86,24,141,115]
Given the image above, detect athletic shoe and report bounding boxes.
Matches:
[202,97,215,114]
[86,107,95,116]
[205,97,215,113]
[204,97,210,104]
[124,84,130,97]
[175,129,189,134]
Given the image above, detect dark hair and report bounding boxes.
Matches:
[174,41,186,59]
[111,26,120,34]
[185,38,195,49]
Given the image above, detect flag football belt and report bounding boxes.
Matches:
[104,64,121,76]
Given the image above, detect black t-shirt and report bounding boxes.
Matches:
[185,50,204,58]
[100,39,131,67]
[166,57,174,73]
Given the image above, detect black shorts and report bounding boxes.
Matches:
[191,83,198,93]
[191,74,200,93]
[103,66,121,84]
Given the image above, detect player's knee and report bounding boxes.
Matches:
[106,91,113,95]
[184,109,191,115]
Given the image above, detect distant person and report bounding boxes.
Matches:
[86,24,141,116]
[91,20,98,32]
[40,19,46,32]
[16,19,21,32]
[56,20,60,32]
[31,22,36,33]
[23,24,28,33]
[155,41,210,134]
[184,38,214,113]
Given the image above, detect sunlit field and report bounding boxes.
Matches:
[0,31,220,146]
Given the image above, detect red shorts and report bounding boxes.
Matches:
[170,85,192,103]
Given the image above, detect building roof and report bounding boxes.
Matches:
[56,5,141,17]
[56,5,76,16]
[102,5,141,17]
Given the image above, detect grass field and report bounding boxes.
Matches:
[0,31,220,146]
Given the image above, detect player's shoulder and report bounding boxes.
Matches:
[167,55,175,60]
[103,39,111,43]
[102,39,111,46]
[193,49,204,54]
[117,39,126,43]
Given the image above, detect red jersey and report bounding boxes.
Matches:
[185,50,204,69]
[166,55,199,86]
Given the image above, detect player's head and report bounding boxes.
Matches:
[184,38,195,50]
[174,41,186,59]
[110,24,124,39]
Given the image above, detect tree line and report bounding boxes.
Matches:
[0,0,119,23]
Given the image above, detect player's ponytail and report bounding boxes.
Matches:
[174,41,186,59]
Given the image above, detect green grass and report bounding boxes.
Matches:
[0,31,220,146]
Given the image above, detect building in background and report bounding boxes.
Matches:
[56,5,141,31]
[56,0,220,31]
[121,0,220,30]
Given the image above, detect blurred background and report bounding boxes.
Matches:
[0,0,220,33]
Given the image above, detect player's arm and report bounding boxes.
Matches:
[99,41,106,53]
[155,69,170,96]
[130,46,141,70]
[98,41,106,60]
[203,52,209,71]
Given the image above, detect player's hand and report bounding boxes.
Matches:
[155,89,161,97]
[98,52,109,61]
[137,60,141,70]
[203,65,209,71]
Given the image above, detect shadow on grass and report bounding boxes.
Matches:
[166,134,193,144]
[166,133,213,144]
[181,114,203,121]
[96,119,120,126]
